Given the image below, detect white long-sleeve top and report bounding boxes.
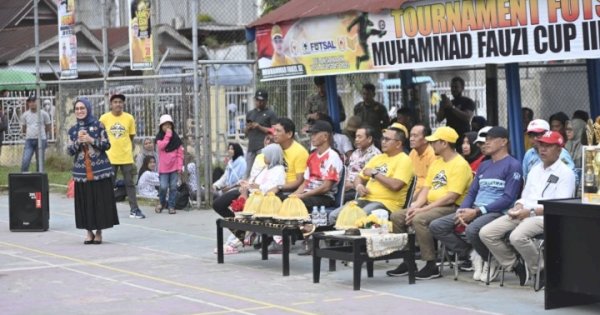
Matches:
[137,171,160,198]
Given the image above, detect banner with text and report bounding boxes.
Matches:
[128,0,154,71]
[58,0,77,79]
[256,0,600,80]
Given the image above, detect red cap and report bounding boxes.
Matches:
[535,131,564,147]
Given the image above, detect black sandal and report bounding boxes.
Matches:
[84,235,95,245]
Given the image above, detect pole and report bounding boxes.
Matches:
[203,64,213,206]
[192,0,203,206]
[102,0,109,112]
[286,79,292,118]
[505,63,524,160]
[34,0,44,173]
[485,64,499,126]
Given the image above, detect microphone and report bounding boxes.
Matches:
[547,175,559,184]
[542,175,559,197]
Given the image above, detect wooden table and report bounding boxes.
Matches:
[540,198,600,310]
[312,232,416,290]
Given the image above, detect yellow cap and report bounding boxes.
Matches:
[425,126,459,143]
[386,122,408,138]
[271,25,283,39]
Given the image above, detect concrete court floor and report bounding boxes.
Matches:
[1,193,599,315]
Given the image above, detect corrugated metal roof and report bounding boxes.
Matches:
[0,25,57,63]
[248,0,411,27]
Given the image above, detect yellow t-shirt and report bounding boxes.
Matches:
[358,152,414,212]
[283,141,308,184]
[99,112,136,164]
[425,154,472,205]
[409,145,436,197]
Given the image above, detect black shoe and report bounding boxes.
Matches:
[536,269,545,291]
[415,263,441,280]
[386,262,409,277]
[513,259,529,286]
[458,259,473,271]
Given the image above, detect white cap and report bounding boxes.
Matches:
[527,119,550,133]
[159,114,174,126]
[475,126,493,144]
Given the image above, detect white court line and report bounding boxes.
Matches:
[0,250,256,315]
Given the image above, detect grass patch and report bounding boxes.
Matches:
[0,153,72,187]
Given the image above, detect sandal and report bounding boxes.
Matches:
[168,208,176,214]
[155,203,163,213]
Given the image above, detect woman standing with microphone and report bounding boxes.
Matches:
[67,98,119,244]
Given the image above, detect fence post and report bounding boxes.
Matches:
[505,63,524,160]
[286,79,292,119]
[587,59,600,120]
[486,64,499,126]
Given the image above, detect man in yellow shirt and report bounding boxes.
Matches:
[408,124,436,198]
[387,126,472,280]
[329,123,413,224]
[99,94,145,219]
[272,118,309,197]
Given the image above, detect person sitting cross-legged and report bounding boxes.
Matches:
[429,126,523,282]
[329,123,413,225]
[480,131,575,287]
[386,126,473,280]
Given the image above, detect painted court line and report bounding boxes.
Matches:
[0,241,317,315]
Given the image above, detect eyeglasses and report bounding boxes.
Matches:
[381,137,399,142]
[74,107,86,111]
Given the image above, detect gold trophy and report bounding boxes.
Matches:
[584,148,597,193]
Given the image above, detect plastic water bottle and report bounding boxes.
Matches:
[319,206,327,226]
[311,206,319,224]
[380,220,389,234]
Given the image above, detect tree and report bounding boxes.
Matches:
[261,0,289,16]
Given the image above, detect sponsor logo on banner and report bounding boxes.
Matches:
[57,0,77,79]
[256,0,600,81]
[128,0,154,71]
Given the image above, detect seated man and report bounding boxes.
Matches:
[408,124,435,198]
[429,127,523,282]
[480,131,575,287]
[329,123,413,224]
[292,120,344,210]
[272,118,309,198]
[344,126,381,202]
[386,126,473,279]
[522,119,574,180]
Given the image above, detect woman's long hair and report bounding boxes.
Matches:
[137,155,156,184]
[229,142,244,162]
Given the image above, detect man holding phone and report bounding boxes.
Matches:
[245,89,277,177]
[480,131,575,287]
[435,76,475,139]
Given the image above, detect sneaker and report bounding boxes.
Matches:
[458,259,473,271]
[130,208,146,219]
[513,259,529,286]
[386,262,409,277]
[267,242,283,254]
[472,252,484,281]
[480,259,500,282]
[415,263,441,280]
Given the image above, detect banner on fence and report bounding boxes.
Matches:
[128,0,154,71]
[256,0,600,80]
[58,0,77,79]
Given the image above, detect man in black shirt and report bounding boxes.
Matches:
[435,76,475,139]
[245,89,277,177]
[353,82,390,142]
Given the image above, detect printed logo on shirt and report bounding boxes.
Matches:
[513,172,522,181]
[374,163,388,176]
[432,170,447,190]
[109,122,126,139]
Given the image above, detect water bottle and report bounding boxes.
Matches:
[380,219,389,234]
[311,206,319,224]
[319,206,327,226]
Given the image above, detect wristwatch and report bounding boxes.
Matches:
[529,208,536,217]
[371,170,379,179]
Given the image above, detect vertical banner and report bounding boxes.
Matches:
[58,0,77,79]
[128,0,154,70]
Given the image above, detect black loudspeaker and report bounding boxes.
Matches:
[9,173,49,231]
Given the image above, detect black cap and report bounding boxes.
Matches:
[486,126,509,139]
[255,89,268,101]
[110,94,126,102]
[27,95,36,102]
[309,120,333,134]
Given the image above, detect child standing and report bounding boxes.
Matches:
[155,114,184,214]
